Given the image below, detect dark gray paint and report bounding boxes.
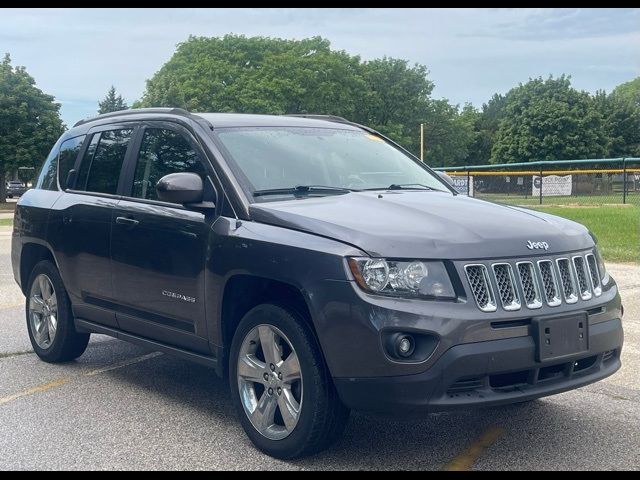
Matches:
[11,110,624,412]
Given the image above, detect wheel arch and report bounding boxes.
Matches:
[219,274,319,378]
[20,242,58,296]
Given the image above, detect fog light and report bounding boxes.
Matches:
[396,335,415,358]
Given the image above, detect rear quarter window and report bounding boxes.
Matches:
[35,135,86,191]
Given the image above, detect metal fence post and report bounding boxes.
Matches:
[539,165,543,205]
[467,170,470,196]
[622,158,627,205]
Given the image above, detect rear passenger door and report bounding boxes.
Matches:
[48,125,136,328]
[110,123,213,352]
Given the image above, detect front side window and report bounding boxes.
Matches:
[132,128,205,202]
[76,129,133,194]
[213,127,448,199]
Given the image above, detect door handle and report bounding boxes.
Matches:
[115,216,140,228]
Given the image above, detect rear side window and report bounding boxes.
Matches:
[132,128,206,201]
[37,144,61,191]
[76,129,133,195]
[57,136,85,190]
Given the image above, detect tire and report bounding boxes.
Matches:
[7,194,12,199]
[229,304,350,459]
[25,260,90,363]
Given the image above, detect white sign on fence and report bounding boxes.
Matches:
[532,175,572,197]
[451,176,474,196]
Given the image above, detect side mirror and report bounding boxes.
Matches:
[156,172,205,205]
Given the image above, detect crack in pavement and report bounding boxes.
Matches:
[0,350,34,360]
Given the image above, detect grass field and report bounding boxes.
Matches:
[529,205,639,264]
[478,193,640,207]
[0,219,13,227]
[0,202,16,212]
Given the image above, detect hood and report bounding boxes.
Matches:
[249,191,593,260]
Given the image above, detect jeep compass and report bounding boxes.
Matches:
[11,109,623,459]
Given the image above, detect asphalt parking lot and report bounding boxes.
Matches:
[0,223,638,470]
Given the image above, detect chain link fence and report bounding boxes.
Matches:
[435,158,640,206]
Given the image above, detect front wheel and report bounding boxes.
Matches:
[26,260,90,363]
[229,304,350,459]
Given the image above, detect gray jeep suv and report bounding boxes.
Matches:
[11,109,623,459]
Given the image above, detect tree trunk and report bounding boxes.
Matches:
[0,171,6,203]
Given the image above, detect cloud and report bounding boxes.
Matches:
[0,8,637,125]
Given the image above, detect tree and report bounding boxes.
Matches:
[357,57,434,153]
[611,77,640,108]
[421,100,476,167]
[98,86,128,114]
[462,93,507,166]
[0,54,64,202]
[491,76,608,163]
[136,35,436,155]
[594,89,640,158]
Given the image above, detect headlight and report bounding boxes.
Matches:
[594,246,610,286]
[347,257,456,299]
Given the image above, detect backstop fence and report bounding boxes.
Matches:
[434,158,640,206]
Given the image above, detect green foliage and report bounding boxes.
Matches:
[612,77,640,108]
[421,101,476,167]
[594,89,640,158]
[491,76,608,164]
[98,86,128,114]
[137,36,640,167]
[0,53,64,202]
[137,35,434,155]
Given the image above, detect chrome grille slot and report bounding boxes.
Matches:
[572,256,592,300]
[556,258,578,304]
[465,251,599,312]
[537,260,561,307]
[585,254,602,296]
[465,265,497,312]
[492,263,520,311]
[516,262,542,309]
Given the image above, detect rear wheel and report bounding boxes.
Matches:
[26,260,90,362]
[229,304,350,459]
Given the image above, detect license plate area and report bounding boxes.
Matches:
[533,313,589,362]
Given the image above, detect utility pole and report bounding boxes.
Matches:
[420,123,424,162]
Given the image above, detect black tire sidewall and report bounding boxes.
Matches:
[229,304,329,459]
[25,260,78,362]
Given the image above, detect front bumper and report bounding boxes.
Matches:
[334,318,623,414]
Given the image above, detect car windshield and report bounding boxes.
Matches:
[213,127,450,198]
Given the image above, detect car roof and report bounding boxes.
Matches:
[195,113,362,130]
[70,108,363,132]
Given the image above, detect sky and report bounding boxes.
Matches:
[1,8,639,126]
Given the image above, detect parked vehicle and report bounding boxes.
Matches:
[12,109,623,459]
[5,180,27,198]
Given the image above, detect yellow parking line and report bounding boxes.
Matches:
[0,352,163,407]
[442,426,505,471]
[84,352,162,376]
[0,378,71,406]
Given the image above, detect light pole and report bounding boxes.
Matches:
[420,123,424,162]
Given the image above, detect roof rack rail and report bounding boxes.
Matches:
[284,114,352,124]
[73,107,193,127]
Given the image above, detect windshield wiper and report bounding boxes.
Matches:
[365,183,438,191]
[253,185,357,197]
